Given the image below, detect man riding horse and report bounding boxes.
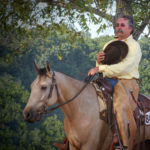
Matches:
[23,15,149,150]
[88,15,142,150]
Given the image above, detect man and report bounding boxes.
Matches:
[88,16,142,150]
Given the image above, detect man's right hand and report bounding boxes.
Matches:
[97,51,105,64]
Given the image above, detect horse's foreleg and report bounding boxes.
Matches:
[69,144,79,150]
[69,142,99,150]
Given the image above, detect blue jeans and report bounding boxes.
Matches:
[105,78,118,88]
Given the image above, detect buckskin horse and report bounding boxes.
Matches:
[23,62,150,150]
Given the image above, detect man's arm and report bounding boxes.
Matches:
[97,42,142,78]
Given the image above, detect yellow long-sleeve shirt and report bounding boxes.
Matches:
[96,35,142,79]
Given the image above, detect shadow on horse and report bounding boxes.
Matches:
[23,62,150,150]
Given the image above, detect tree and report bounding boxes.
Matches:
[139,37,150,95]
[39,115,65,150]
[0,74,65,150]
[1,0,149,41]
[1,0,149,63]
[0,75,29,150]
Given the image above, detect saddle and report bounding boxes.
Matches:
[93,77,150,123]
[134,94,150,126]
[138,94,150,112]
[94,78,150,149]
[95,77,150,105]
[93,77,114,124]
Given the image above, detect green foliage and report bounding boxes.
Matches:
[0,75,29,150]
[25,115,65,150]
[139,37,150,95]
[35,32,98,80]
[0,75,65,150]
[132,0,150,27]
[39,115,65,150]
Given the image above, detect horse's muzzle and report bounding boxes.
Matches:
[23,110,42,123]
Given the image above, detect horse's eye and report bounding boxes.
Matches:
[41,86,47,90]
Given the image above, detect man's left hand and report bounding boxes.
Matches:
[88,67,99,76]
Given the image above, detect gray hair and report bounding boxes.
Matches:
[119,15,135,34]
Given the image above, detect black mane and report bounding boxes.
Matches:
[38,68,47,76]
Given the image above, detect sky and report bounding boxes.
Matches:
[74,20,114,39]
[88,23,114,38]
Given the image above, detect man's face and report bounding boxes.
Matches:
[115,18,133,40]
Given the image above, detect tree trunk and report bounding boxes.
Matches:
[133,19,150,40]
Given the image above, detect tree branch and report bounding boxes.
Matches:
[35,0,149,40]
[133,15,150,40]
[37,0,113,23]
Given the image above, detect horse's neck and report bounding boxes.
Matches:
[55,71,84,103]
[55,72,98,118]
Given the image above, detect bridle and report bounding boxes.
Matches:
[47,71,60,101]
[42,71,94,114]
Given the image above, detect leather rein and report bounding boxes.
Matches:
[43,71,94,114]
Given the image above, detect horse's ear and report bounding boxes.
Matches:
[46,61,51,72]
[33,61,39,73]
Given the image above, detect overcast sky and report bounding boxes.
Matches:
[88,23,114,38]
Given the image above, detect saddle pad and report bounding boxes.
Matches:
[91,83,107,112]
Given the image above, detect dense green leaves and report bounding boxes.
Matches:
[0,75,65,150]
[0,75,29,150]
[139,37,150,95]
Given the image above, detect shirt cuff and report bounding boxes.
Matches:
[98,65,107,72]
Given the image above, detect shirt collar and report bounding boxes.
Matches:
[123,35,133,42]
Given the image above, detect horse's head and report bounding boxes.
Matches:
[23,61,58,123]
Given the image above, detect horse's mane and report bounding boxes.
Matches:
[58,72,82,82]
[37,68,83,83]
[38,68,47,76]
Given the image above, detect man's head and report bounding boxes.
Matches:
[115,15,134,40]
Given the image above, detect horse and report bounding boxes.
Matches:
[23,62,150,150]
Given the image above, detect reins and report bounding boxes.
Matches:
[45,71,95,113]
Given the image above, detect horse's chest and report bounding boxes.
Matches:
[64,120,81,147]
[67,128,80,148]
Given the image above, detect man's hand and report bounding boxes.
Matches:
[97,51,105,64]
[88,67,99,76]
